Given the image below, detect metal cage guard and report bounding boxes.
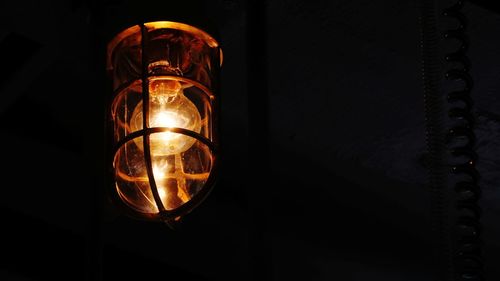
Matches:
[107,22,221,226]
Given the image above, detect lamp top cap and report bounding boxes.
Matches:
[106,21,223,72]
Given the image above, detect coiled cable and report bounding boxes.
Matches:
[443,1,484,280]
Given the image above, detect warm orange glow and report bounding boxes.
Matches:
[152,159,169,179]
[108,21,221,220]
[144,21,219,48]
[106,21,222,72]
[152,155,191,210]
[130,79,202,155]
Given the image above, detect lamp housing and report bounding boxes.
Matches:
[106,21,222,223]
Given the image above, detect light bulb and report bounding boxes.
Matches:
[130,78,202,155]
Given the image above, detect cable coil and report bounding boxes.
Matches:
[442,1,483,280]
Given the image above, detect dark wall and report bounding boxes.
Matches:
[0,0,499,280]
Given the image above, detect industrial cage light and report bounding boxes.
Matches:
[106,21,222,225]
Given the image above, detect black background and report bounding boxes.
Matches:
[0,0,499,280]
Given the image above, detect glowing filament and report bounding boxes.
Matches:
[130,79,202,155]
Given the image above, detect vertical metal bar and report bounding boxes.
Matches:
[140,24,166,214]
[246,0,272,280]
